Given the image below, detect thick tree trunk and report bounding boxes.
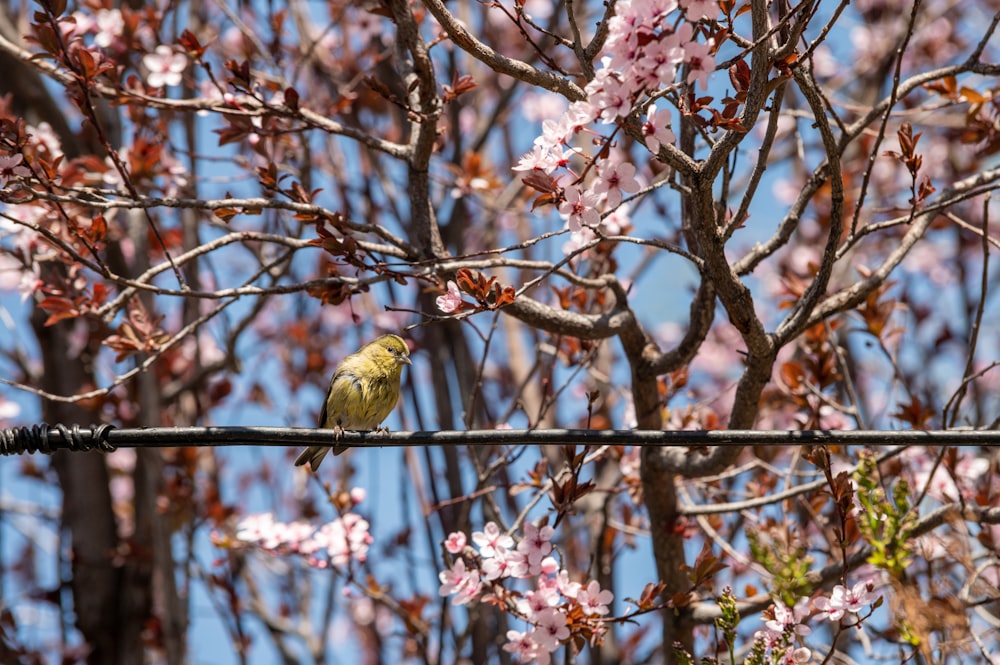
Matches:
[31,312,138,665]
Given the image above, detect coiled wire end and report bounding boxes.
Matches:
[0,424,116,456]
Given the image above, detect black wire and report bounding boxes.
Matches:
[0,424,998,455]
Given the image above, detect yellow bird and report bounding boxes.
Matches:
[295,334,411,471]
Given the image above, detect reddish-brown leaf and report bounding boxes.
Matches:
[38,295,80,326]
[178,29,205,58]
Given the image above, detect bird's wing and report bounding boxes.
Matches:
[317,386,329,428]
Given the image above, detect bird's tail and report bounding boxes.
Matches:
[294,445,330,471]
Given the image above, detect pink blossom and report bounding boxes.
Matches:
[272,519,311,550]
[553,569,581,598]
[539,557,559,576]
[753,598,811,649]
[608,0,680,66]
[813,581,878,621]
[639,36,683,87]
[444,531,467,554]
[341,5,386,45]
[517,521,555,570]
[536,115,574,149]
[520,92,569,123]
[562,225,599,256]
[603,203,631,235]
[565,100,599,130]
[782,647,812,664]
[661,20,693,56]
[559,186,601,232]
[604,15,639,67]
[0,255,36,302]
[472,521,514,558]
[619,446,640,477]
[93,9,124,48]
[108,470,133,501]
[601,24,641,70]
[68,11,94,38]
[503,630,545,663]
[517,587,560,618]
[233,512,373,567]
[642,106,676,154]
[633,44,674,91]
[303,513,374,566]
[268,520,311,552]
[682,38,716,89]
[532,608,569,650]
[691,322,745,378]
[905,447,988,502]
[768,599,812,636]
[598,86,633,124]
[577,580,614,616]
[514,144,573,174]
[513,145,555,173]
[482,546,529,580]
[105,448,137,473]
[143,45,187,88]
[438,558,483,605]
[28,122,61,157]
[235,512,277,544]
[520,0,554,21]
[436,280,465,313]
[586,70,634,123]
[681,0,720,20]
[593,158,641,208]
[0,154,29,188]
[0,399,20,424]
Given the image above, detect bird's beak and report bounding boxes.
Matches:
[401,356,412,365]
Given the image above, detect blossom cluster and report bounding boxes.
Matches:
[812,580,879,622]
[903,447,990,503]
[227,509,373,568]
[66,6,188,89]
[439,522,613,664]
[752,581,880,664]
[752,598,813,664]
[514,0,718,242]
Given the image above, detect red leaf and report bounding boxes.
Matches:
[178,29,205,58]
[283,86,300,111]
[38,296,80,326]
